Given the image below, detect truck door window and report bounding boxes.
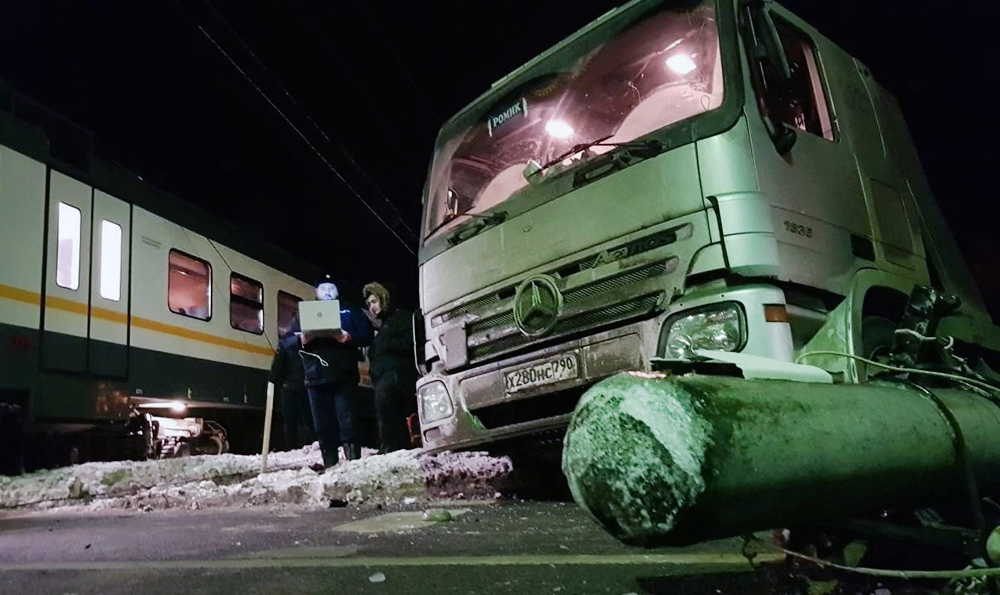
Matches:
[751,19,835,141]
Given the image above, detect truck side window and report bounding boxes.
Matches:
[751,19,835,141]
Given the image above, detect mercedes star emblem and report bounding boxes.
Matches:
[513,275,563,337]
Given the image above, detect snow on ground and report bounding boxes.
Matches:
[0,443,513,513]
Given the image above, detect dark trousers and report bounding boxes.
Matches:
[306,381,358,461]
[281,388,315,449]
[374,370,417,453]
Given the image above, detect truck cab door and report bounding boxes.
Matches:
[740,4,871,289]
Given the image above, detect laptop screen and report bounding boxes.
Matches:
[298,300,343,333]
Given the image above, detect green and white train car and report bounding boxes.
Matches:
[0,89,319,471]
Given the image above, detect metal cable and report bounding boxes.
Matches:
[171,0,416,254]
[201,0,418,241]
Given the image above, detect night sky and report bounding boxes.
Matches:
[0,1,996,315]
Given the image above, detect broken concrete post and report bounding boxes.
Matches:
[562,372,1000,547]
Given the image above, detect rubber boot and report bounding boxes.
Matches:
[322,450,339,468]
[344,443,361,461]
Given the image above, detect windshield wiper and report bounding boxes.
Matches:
[525,135,665,180]
[445,211,508,247]
[425,210,508,245]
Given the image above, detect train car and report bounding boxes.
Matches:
[0,85,348,471]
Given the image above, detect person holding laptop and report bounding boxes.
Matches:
[298,276,373,468]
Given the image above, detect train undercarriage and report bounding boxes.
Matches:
[0,405,242,474]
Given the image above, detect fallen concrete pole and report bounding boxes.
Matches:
[561,372,1000,547]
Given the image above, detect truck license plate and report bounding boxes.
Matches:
[504,355,579,394]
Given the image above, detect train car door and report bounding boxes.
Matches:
[42,173,132,376]
[88,190,131,377]
[42,170,92,372]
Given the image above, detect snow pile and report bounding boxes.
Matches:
[0,444,513,512]
[421,451,514,496]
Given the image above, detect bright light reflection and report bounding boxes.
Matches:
[169,401,187,412]
[666,54,697,75]
[544,120,574,139]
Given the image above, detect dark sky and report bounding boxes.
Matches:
[0,0,997,313]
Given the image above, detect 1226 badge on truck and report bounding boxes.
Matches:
[504,354,579,394]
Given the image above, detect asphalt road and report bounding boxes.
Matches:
[0,500,783,595]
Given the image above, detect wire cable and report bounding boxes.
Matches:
[347,0,439,121]
[795,350,1000,394]
[287,0,428,175]
[748,537,1000,580]
[201,0,418,242]
[171,0,415,254]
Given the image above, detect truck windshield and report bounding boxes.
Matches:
[425,0,723,240]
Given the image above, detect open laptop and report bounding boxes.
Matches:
[298,300,343,336]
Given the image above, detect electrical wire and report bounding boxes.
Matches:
[206,237,275,352]
[287,0,428,175]
[177,227,276,352]
[171,0,416,254]
[347,0,438,121]
[200,0,418,243]
[795,350,1000,394]
[746,537,1000,580]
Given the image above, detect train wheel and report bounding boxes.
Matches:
[207,435,228,455]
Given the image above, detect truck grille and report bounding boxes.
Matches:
[468,292,663,361]
[466,259,675,338]
[433,292,500,325]
[433,225,686,328]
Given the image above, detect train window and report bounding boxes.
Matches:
[277,290,303,337]
[168,250,212,321]
[750,18,836,141]
[55,202,81,290]
[230,273,264,335]
[99,220,123,301]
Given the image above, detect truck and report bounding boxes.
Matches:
[412,0,1000,455]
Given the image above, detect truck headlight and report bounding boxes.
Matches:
[662,303,745,360]
[418,381,453,423]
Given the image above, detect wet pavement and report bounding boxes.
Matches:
[0,500,779,594]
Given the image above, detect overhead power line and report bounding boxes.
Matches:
[287,0,426,175]
[347,0,439,123]
[172,0,417,254]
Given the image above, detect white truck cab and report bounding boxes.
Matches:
[413,0,1000,453]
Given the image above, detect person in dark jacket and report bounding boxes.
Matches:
[363,282,418,453]
[268,317,315,449]
[300,278,373,468]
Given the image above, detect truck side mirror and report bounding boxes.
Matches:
[743,0,797,154]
